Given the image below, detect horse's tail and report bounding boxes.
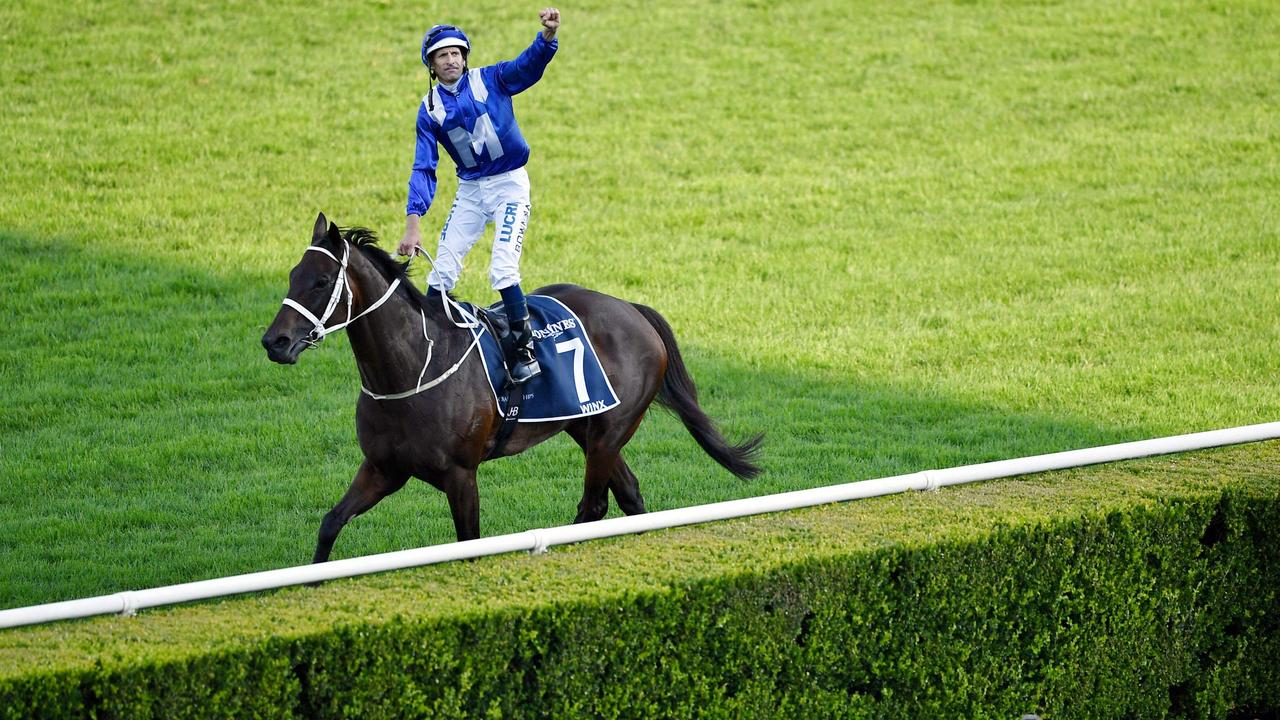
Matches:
[632,303,764,480]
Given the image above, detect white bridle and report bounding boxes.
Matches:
[278,241,483,401]
[281,242,398,340]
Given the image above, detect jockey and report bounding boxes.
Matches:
[398,8,561,385]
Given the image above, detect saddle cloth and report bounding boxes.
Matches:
[464,295,620,422]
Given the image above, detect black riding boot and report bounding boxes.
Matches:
[503,315,541,385]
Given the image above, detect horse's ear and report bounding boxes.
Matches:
[327,222,342,244]
[312,212,327,243]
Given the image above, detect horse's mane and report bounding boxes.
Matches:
[339,226,434,313]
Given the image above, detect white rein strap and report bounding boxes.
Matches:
[278,241,477,401]
[359,330,482,401]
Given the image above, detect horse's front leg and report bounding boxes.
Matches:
[313,459,408,563]
[441,465,481,541]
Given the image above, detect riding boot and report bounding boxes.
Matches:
[504,315,541,385]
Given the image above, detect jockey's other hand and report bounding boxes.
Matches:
[398,225,422,257]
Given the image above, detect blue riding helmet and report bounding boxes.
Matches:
[421,25,470,67]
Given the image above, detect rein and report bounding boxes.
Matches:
[279,240,482,401]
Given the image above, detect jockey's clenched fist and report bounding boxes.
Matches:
[539,8,560,40]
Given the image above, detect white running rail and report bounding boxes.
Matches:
[3,421,1278,630]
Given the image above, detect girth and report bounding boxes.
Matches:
[475,302,523,460]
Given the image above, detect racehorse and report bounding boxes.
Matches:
[262,213,762,562]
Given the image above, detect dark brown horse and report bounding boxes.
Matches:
[263,213,762,562]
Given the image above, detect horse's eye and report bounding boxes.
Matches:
[312,275,331,291]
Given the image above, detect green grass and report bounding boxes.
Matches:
[1,0,1278,609]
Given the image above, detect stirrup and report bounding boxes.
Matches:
[502,316,541,385]
[509,348,541,385]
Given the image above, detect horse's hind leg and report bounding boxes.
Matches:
[575,448,618,523]
[570,418,648,523]
[313,459,407,563]
[609,455,647,516]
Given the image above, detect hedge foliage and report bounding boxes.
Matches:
[2,442,1277,719]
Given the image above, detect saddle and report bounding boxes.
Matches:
[452,294,620,459]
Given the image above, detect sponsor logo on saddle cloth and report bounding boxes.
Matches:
[469,296,620,422]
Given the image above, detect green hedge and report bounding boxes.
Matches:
[2,443,1277,719]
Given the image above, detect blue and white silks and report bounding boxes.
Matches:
[407,33,558,217]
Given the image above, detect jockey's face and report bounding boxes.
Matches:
[430,47,466,83]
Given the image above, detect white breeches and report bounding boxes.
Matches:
[427,167,531,292]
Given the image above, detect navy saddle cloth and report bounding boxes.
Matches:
[464,295,620,422]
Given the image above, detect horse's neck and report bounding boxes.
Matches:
[342,250,467,395]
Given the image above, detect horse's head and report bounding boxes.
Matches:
[261,212,348,364]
